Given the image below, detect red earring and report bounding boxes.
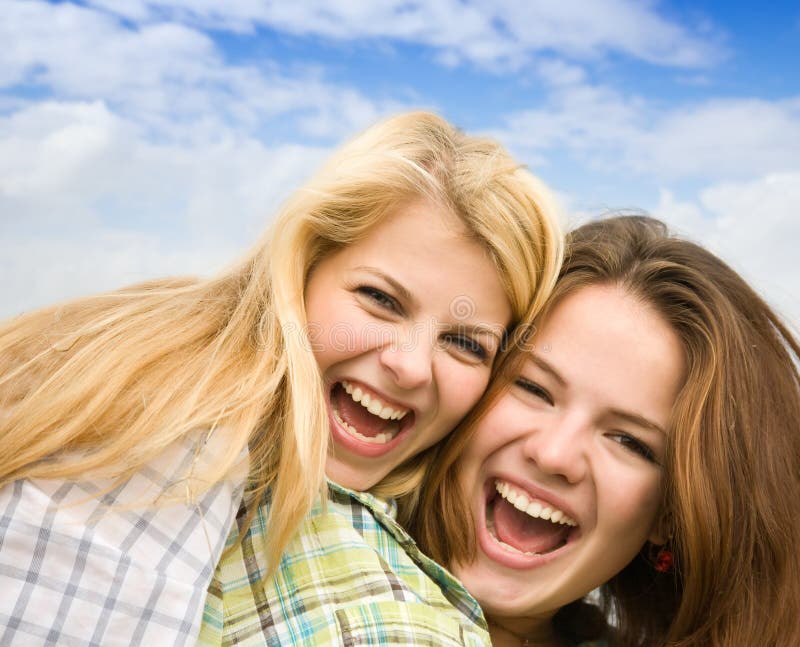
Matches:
[654,546,674,573]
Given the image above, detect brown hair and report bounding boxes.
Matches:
[410,215,800,646]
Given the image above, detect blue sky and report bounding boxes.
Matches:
[2,0,799,326]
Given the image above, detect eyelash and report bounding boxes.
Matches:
[442,334,488,361]
[356,285,489,361]
[515,378,553,405]
[609,433,657,463]
[514,378,659,464]
[356,285,401,313]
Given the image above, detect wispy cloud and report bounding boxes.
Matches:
[1,1,796,327]
[0,99,336,317]
[0,100,332,236]
[80,0,726,70]
[655,172,800,327]
[2,0,400,140]
[496,67,800,183]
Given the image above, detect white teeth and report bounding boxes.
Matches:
[495,481,577,527]
[332,407,397,444]
[340,381,409,422]
[333,381,410,445]
[486,502,560,557]
[513,495,529,512]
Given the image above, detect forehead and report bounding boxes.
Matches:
[310,199,512,324]
[527,284,685,418]
[538,283,665,342]
[366,198,469,243]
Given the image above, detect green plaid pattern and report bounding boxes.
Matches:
[198,482,490,646]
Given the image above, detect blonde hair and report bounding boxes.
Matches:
[413,215,800,646]
[0,111,563,574]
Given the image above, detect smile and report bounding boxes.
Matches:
[485,480,577,557]
[330,380,412,445]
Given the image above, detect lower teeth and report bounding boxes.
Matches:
[333,408,396,445]
[487,518,536,555]
[486,502,566,556]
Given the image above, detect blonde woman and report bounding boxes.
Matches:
[0,112,563,645]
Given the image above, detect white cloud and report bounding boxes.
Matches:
[487,0,725,67]
[80,0,725,70]
[654,172,800,329]
[1,0,397,140]
[498,82,645,157]
[0,2,418,319]
[0,100,334,318]
[499,73,800,183]
[1,0,792,333]
[3,2,217,98]
[0,231,236,318]
[632,99,800,179]
[515,72,800,329]
[0,101,121,215]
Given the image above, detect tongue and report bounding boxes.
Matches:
[493,496,569,554]
[332,384,397,438]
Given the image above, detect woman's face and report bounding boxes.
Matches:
[305,199,512,490]
[453,284,685,628]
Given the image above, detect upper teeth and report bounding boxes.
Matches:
[342,381,408,420]
[495,480,577,527]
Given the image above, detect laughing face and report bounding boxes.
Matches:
[304,199,512,491]
[453,284,685,632]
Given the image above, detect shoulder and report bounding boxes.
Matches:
[204,481,490,645]
[0,433,244,646]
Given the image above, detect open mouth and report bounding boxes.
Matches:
[485,479,577,556]
[330,380,413,445]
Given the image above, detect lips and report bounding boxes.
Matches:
[341,380,409,421]
[479,478,579,564]
[328,380,415,456]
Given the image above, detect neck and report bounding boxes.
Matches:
[487,615,563,647]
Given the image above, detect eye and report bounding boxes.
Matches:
[441,334,489,362]
[514,378,553,405]
[356,285,401,313]
[608,432,657,463]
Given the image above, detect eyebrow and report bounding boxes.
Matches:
[530,353,667,436]
[454,322,505,344]
[357,267,416,307]
[529,354,567,387]
[608,409,667,437]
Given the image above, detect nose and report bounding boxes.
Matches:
[379,324,434,390]
[522,411,589,484]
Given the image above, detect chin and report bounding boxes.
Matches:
[325,458,373,490]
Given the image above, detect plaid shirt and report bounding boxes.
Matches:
[0,434,245,647]
[199,482,491,646]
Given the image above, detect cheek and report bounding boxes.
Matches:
[307,321,345,372]
[414,364,492,450]
[602,471,662,543]
[436,361,492,420]
[308,305,372,368]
